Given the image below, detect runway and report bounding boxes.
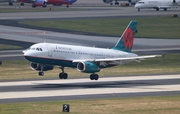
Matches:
[0,74,180,103]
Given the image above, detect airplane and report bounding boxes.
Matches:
[0,0,24,6]
[23,20,162,80]
[103,0,138,5]
[31,0,77,8]
[135,0,180,11]
[7,0,47,8]
[1,0,77,8]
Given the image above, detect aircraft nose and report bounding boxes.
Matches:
[22,50,26,54]
[23,50,33,56]
[134,4,139,8]
[23,50,29,56]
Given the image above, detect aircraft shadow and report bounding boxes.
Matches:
[33,80,154,89]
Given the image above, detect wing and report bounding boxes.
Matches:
[73,55,163,66]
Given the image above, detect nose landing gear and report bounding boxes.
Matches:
[38,65,44,76]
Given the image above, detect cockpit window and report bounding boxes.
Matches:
[28,47,43,51]
[36,48,43,51]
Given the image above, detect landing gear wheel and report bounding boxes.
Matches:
[59,73,68,79]
[59,73,63,79]
[115,2,119,5]
[38,72,44,76]
[32,4,36,8]
[110,2,113,5]
[63,73,68,79]
[42,5,47,8]
[94,74,99,80]
[90,74,99,80]
[9,2,13,6]
[90,74,94,80]
[20,2,24,6]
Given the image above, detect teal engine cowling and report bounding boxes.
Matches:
[77,62,100,73]
[30,63,53,71]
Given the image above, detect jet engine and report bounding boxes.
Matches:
[32,0,47,8]
[77,62,100,73]
[128,0,137,5]
[103,0,113,3]
[30,63,53,71]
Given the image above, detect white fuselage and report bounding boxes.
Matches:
[135,0,180,9]
[23,43,137,68]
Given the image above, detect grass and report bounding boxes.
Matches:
[0,96,180,114]
[0,54,180,80]
[0,44,22,50]
[19,16,180,38]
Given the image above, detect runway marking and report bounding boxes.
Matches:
[1,84,180,99]
[0,74,180,87]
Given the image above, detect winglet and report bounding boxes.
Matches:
[112,20,137,52]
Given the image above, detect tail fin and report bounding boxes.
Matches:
[112,20,137,52]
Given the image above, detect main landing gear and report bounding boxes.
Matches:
[59,67,68,79]
[114,1,119,5]
[90,73,99,80]
[20,2,24,6]
[37,65,99,80]
[110,1,119,5]
[156,8,159,11]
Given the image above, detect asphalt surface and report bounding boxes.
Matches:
[1,75,180,104]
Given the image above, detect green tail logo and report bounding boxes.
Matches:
[112,20,137,52]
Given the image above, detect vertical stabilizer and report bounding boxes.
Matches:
[112,20,137,52]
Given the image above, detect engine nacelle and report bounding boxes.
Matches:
[30,63,53,71]
[103,0,113,3]
[128,0,137,5]
[33,0,47,7]
[77,62,100,73]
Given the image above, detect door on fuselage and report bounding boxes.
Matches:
[46,45,53,57]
